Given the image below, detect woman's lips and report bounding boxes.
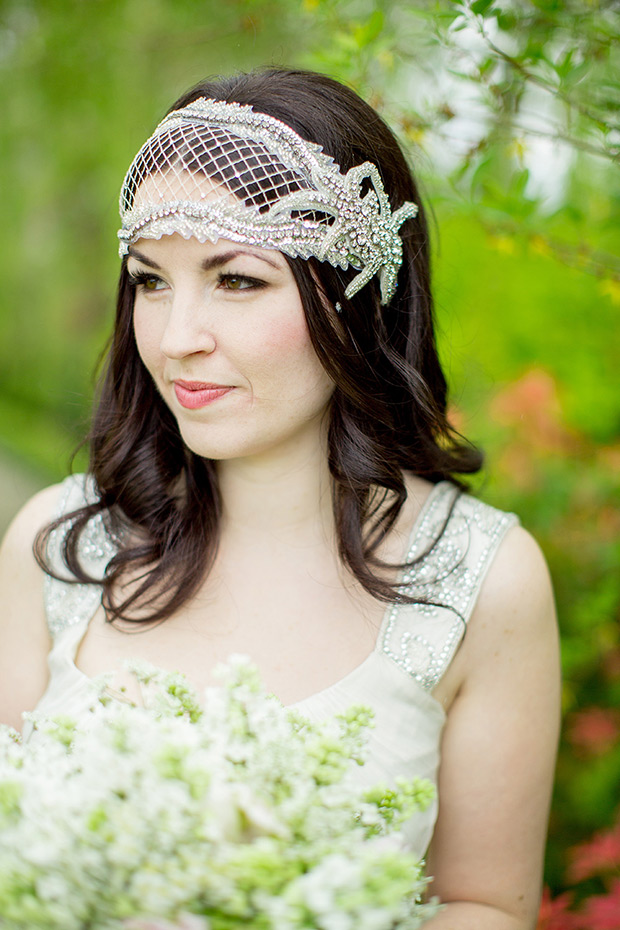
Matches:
[173,380,234,409]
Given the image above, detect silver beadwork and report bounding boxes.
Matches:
[380,483,519,691]
[117,98,418,305]
[44,476,121,637]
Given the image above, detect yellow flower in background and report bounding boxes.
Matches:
[488,234,516,255]
[599,278,620,305]
[529,235,553,258]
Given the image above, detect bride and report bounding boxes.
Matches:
[0,67,559,928]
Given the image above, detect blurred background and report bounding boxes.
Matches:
[1,0,618,921]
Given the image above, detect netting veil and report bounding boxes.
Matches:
[118,97,418,304]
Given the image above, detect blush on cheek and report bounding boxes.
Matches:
[250,317,324,382]
[260,315,310,352]
[249,315,332,404]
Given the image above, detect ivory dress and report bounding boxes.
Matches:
[27,474,518,860]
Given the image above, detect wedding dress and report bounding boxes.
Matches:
[26,475,518,859]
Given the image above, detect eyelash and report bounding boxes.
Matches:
[217,273,266,291]
[128,271,164,292]
[127,270,267,293]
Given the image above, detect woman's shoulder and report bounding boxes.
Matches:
[418,477,553,636]
[1,482,65,557]
[0,480,67,611]
[428,484,559,743]
[474,521,556,635]
[0,482,65,730]
[441,480,554,635]
[457,511,558,696]
[402,475,521,585]
[0,474,97,562]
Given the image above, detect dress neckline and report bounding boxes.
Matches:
[61,480,452,714]
[289,480,451,714]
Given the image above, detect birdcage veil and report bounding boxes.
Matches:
[118,98,418,304]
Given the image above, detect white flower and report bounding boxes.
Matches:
[0,658,439,930]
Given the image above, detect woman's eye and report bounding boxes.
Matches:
[129,271,166,292]
[218,273,264,291]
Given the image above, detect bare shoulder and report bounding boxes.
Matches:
[0,483,65,582]
[1,483,64,552]
[447,520,560,712]
[466,523,558,674]
[481,522,554,607]
[0,483,64,729]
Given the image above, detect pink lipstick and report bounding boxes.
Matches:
[174,380,234,409]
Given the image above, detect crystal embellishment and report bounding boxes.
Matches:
[117,97,418,304]
[44,476,119,637]
[380,483,519,691]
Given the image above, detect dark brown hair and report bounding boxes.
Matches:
[37,67,482,622]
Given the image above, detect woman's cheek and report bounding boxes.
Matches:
[260,314,321,373]
[255,311,305,352]
[133,311,161,373]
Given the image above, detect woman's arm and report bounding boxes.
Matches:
[0,485,60,730]
[425,526,561,929]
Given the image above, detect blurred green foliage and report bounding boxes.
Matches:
[1,0,618,913]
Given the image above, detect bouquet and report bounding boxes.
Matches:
[0,657,439,929]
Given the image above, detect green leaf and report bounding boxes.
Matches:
[495,10,517,30]
[562,61,591,88]
[470,0,495,15]
[510,167,531,198]
[334,30,359,52]
[554,49,575,80]
[353,9,385,48]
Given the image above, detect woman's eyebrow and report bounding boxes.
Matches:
[126,246,281,272]
[127,246,161,269]
[202,249,281,271]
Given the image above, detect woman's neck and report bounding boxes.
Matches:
[215,437,335,546]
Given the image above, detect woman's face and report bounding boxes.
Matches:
[129,233,335,464]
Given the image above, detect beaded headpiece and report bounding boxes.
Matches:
[118,98,418,304]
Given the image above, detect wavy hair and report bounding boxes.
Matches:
[37,67,482,622]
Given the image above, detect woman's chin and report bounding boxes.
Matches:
[178,428,278,464]
[178,423,325,467]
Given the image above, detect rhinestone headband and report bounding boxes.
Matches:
[118,97,418,304]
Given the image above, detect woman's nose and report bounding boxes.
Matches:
[160,289,216,359]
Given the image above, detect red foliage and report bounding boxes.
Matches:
[446,404,466,434]
[567,707,620,757]
[602,648,620,682]
[568,818,620,883]
[536,887,580,930]
[490,369,576,454]
[597,443,620,475]
[575,879,620,930]
[489,368,581,490]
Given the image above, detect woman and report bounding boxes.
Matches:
[0,68,559,927]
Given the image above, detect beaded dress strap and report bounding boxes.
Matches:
[380,483,519,692]
[43,475,119,637]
